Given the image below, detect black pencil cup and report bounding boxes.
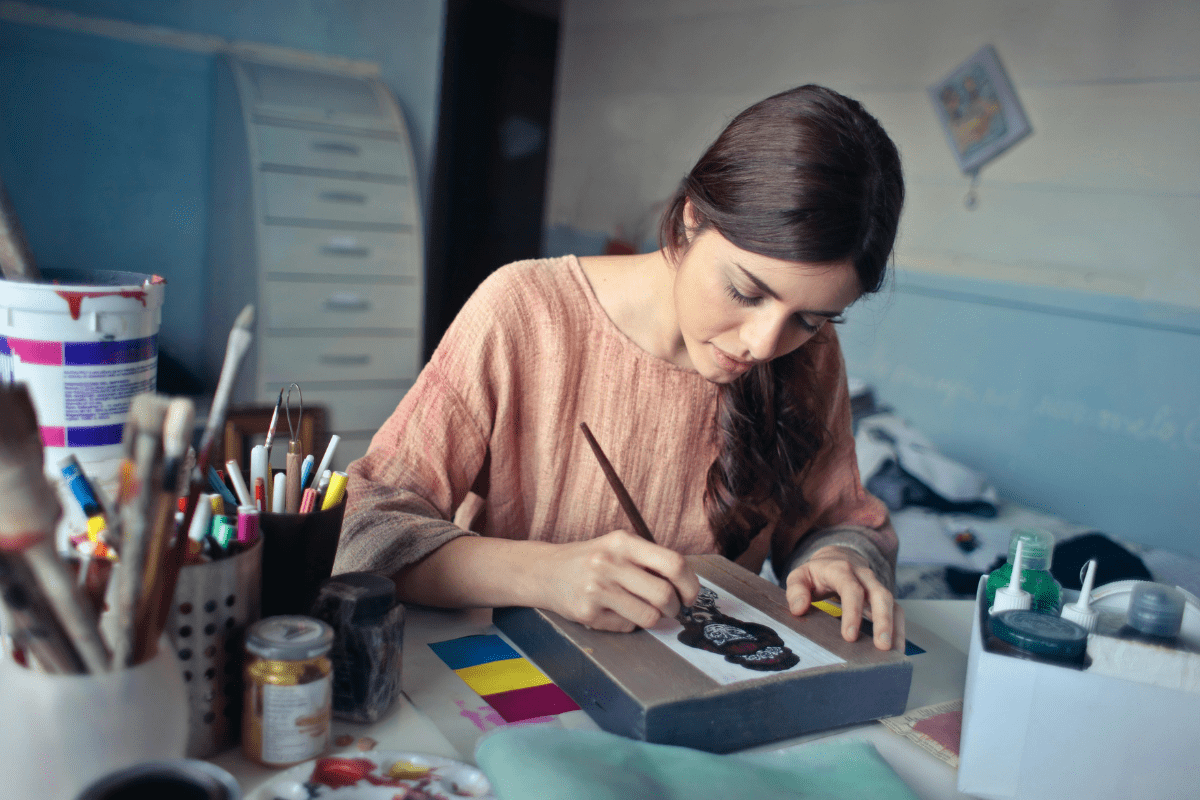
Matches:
[258,499,346,619]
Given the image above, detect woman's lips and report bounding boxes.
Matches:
[712,346,752,375]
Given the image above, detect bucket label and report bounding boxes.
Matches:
[0,334,157,451]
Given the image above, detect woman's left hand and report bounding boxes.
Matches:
[784,545,904,651]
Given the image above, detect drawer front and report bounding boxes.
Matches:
[259,227,420,278]
[276,384,411,434]
[260,335,419,383]
[264,280,420,330]
[254,123,409,178]
[259,172,412,226]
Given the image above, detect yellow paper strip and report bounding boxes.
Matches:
[455,657,551,696]
[812,600,843,617]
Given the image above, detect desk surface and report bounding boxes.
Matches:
[214,599,976,800]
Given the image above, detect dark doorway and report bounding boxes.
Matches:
[424,0,561,360]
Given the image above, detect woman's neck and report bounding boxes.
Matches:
[578,250,688,367]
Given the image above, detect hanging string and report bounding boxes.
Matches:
[964,170,981,210]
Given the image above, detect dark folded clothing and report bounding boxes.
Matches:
[1050,532,1152,590]
[867,459,998,517]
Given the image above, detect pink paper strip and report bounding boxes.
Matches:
[484,682,580,723]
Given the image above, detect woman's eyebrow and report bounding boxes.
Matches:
[734,263,843,318]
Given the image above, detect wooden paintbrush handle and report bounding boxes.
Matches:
[578,422,655,543]
[285,447,302,513]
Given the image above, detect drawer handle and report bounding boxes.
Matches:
[323,294,370,312]
[311,140,361,156]
[319,353,371,366]
[320,237,370,258]
[319,191,368,204]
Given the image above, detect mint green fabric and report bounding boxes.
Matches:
[475,727,919,800]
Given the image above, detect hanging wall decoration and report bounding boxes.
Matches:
[929,44,1032,208]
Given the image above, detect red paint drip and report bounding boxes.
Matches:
[54,289,148,320]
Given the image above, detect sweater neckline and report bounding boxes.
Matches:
[565,254,713,382]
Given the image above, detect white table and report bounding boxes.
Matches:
[215,599,978,800]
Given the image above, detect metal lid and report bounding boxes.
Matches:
[245,615,333,660]
[991,610,1088,663]
[1127,582,1185,638]
[1007,527,1055,571]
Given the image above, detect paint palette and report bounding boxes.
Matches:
[255,752,495,800]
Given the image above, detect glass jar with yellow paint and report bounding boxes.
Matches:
[242,615,334,767]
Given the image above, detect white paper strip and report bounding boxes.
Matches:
[646,578,845,686]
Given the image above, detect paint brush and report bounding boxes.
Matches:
[578,422,690,623]
[173,306,254,555]
[135,397,194,663]
[578,422,655,543]
[112,393,170,666]
[0,385,110,672]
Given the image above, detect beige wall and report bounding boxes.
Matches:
[546,0,1200,307]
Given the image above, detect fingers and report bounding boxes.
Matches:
[785,550,898,651]
[560,530,700,630]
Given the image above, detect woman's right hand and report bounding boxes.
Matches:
[536,530,701,632]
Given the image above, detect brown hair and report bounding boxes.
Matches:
[659,84,904,559]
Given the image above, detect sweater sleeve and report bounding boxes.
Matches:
[332,265,519,579]
[771,327,898,592]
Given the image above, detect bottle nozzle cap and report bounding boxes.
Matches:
[1061,559,1098,631]
[991,540,1032,614]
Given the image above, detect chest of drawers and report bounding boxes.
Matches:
[206,51,423,469]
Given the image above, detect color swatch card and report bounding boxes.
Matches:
[429,635,580,723]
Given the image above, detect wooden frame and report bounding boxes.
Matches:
[494,554,912,753]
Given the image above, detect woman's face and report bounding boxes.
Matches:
[671,226,862,384]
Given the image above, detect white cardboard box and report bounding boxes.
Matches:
[957,579,1199,800]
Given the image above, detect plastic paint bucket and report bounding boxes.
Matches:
[0,268,166,503]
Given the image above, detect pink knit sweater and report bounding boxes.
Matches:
[333,256,895,586]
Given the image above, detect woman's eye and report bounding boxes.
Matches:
[725,284,760,306]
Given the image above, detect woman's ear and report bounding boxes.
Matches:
[682,198,698,242]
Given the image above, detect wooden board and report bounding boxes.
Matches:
[493,554,912,753]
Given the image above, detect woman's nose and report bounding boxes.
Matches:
[742,313,789,362]
[743,313,812,362]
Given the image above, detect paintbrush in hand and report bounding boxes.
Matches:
[578,422,689,622]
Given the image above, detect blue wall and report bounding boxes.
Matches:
[839,271,1200,558]
[0,24,212,369]
[0,1,444,383]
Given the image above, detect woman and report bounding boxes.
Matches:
[333,84,905,650]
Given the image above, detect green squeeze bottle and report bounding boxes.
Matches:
[985,527,1063,614]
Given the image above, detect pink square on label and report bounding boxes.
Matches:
[9,338,63,366]
[39,426,66,447]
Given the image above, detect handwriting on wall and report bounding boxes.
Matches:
[886,363,1200,455]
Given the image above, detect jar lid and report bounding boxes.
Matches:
[991,610,1087,663]
[246,616,333,660]
[1008,528,1055,571]
[316,572,396,622]
[1127,582,1184,638]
